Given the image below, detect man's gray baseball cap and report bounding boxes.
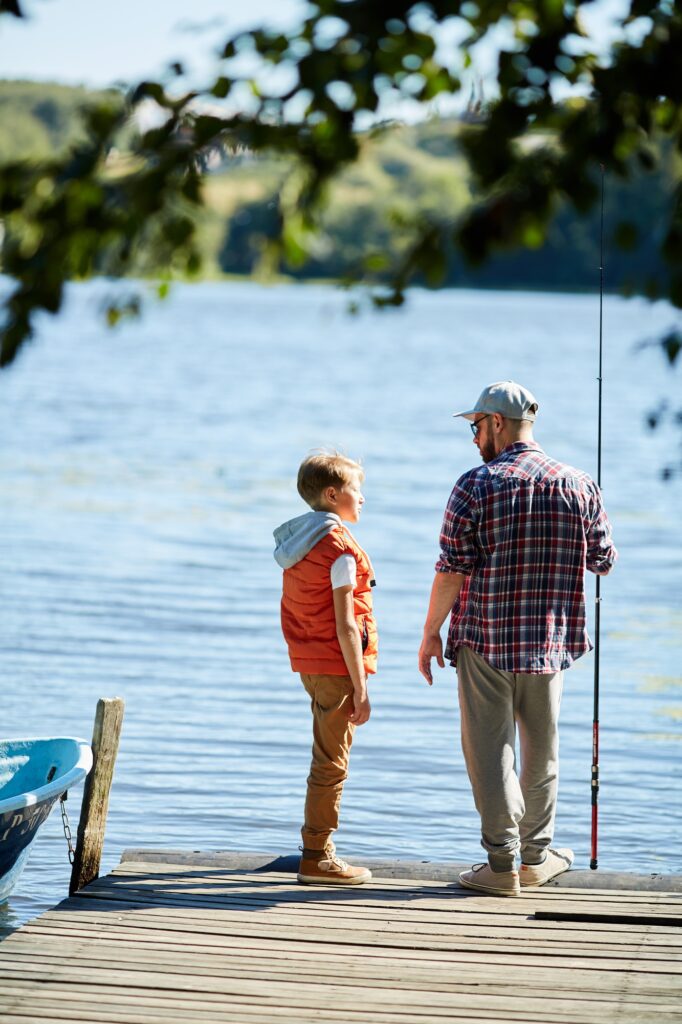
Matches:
[453,380,539,422]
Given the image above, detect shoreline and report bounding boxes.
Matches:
[131,272,633,299]
[121,849,682,893]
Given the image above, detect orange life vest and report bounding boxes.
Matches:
[280,526,378,676]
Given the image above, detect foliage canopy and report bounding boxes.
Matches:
[0,0,680,402]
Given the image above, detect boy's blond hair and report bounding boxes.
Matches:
[297,450,364,509]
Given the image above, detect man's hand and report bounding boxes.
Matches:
[348,690,371,725]
[418,631,444,686]
[419,573,465,685]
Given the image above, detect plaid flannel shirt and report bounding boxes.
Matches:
[436,442,617,673]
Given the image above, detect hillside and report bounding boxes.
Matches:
[0,80,124,161]
[0,80,677,295]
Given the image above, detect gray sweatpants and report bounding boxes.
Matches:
[456,646,564,871]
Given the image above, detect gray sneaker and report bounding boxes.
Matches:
[458,863,520,897]
[520,848,574,887]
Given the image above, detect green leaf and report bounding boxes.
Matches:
[132,81,167,106]
[521,223,545,249]
[614,221,638,251]
[669,274,682,309]
[0,1,23,16]
[661,331,682,365]
[211,77,231,99]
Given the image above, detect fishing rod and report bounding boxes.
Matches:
[590,164,605,871]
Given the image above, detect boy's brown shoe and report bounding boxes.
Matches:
[297,846,372,886]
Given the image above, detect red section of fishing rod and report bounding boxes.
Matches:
[590,580,601,870]
[591,573,601,870]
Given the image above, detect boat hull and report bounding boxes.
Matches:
[0,796,58,902]
[0,737,92,902]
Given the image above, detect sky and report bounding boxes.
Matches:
[0,0,304,87]
[0,0,634,92]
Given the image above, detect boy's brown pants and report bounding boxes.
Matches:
[299,673,355,852]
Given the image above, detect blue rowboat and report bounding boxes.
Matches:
[0,737,92,902]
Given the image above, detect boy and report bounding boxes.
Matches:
[273,451,378,886]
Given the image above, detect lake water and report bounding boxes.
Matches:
[1,281,680,937]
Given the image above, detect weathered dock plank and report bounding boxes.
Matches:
[22,904,680,961]
[119,850,682,892]
[1,856,680,1024]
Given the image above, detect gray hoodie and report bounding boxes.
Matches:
[273,511,343,570]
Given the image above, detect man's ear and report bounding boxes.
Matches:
[492,413,505,433]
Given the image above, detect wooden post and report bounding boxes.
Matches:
[69,697,125,896]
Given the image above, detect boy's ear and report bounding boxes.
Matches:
[322,485,337,506]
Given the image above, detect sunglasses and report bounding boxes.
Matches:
[470,415,489,437]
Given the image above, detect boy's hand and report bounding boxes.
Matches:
[418,631,444,685]
[348,690,371,725]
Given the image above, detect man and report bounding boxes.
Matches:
[418,381,617,897]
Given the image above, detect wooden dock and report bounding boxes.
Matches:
[1,854,681,1023]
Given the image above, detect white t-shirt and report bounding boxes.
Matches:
[330,554,356,590]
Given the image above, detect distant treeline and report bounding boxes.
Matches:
[0,80,125,160]
[1,79,678,296]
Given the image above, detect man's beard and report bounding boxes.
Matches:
[479,438,497,463]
